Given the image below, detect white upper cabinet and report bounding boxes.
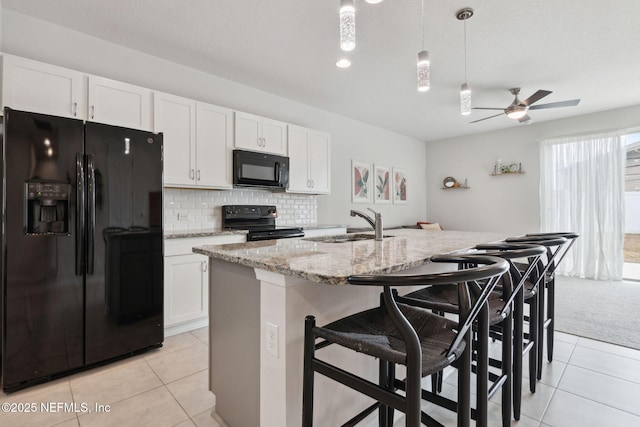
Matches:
[287,125,331,194]
[154,92,197,187]
[155,91,233,189]
[88,76,153,131]
[195,102,234,188]
[234,111,287,155]
[1,54,87,119]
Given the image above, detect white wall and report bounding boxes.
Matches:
[1,9,427,228]
[426,105,640,234]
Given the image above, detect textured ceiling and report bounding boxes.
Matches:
[2,0,640,141]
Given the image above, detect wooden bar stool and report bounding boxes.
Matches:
[396,243,546,426]
[301,255,509,427]
[525,232,579,364]
[505,235,569,381]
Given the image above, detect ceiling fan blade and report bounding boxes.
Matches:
[528,99,581,110]
[518,114,532,123]
[472,107,504,111]
[520,90,552,106]
[470,113,504,124]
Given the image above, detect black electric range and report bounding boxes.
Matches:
[222,205,304,241]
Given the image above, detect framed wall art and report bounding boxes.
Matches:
[393,168,407,204]
[373,164,391,204]
[351,160,372,203]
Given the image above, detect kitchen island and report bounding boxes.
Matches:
[193,229,505,427]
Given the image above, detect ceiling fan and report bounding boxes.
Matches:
[470,88,580,124]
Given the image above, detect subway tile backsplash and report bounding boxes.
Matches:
[163,188,318,232]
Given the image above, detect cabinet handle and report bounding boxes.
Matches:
[90,105,95,119]
[197,170,201,181]
[202,260,208,272]
[190,169,195,180]
[73,102,77,117]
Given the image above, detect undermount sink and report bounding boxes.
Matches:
[303,233,392,243]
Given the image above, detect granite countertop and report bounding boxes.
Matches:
[164,228,248,239]
[193,229,506,285]
[300,224,348,230]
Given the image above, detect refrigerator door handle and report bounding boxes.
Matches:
[76,153,85,276]
[87,153,96,275]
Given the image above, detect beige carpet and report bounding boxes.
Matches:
[554,276,640,350]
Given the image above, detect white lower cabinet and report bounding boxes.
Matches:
[164,235,245,335]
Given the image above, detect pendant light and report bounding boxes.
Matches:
[417,0,430,92]
[340,0,355,51]
[457,8,474,115]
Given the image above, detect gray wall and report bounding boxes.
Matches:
[426,105,640,234]
[1,9,428,229]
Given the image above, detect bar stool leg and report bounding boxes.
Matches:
[547,276,555,362]
[501,309,513,427]
[476,305,489,427]
[529,295,538,393]
[537,281,546,380]
[458,331,472,427]
[302,316,316,427]
[513,290,524,420]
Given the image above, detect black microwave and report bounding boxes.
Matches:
[233,149,289,189]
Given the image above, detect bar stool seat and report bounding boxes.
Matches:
[315,303,464,377]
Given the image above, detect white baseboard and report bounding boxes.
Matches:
[164,318,209,337]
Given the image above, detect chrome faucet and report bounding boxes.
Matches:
[350,208,383,241]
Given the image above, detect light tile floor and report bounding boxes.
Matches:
[0,327,219,427]
[2,328,640,426]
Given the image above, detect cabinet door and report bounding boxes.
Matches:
[287,125,311,192]
[234,111,262,151]
[196,102,233,189]
[88,76,152,130]
[261,118,287,155]
[2,55,86,119]
[164,254,208,326]
[309,130,331,194]
[154,92,197,187]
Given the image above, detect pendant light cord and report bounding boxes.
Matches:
[421,0,425,50]
[463,18,467,82]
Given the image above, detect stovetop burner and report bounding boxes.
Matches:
[222,205,304,241]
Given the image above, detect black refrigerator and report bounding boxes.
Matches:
[1,108,164,391]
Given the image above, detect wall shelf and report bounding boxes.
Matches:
[490,172,525,176]
[441,186,470,190]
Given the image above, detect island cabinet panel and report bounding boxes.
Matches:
[234,111,287,155]
[156,92,233,189]
[287,125,331,194]
[88,76,153,131]
[2,54,87,119]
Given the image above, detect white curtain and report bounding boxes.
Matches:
[539,131,626,280]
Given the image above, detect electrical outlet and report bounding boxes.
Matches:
[266,322,279,358]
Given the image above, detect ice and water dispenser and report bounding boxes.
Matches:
[25,180,71,235]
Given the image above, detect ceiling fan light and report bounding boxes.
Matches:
[506,107,527,119]
[340,0,355,51]
[417,50,430,92]
[460,82,471,115]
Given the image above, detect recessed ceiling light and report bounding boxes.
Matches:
[336,58,351,68]
[365,0,384,4]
